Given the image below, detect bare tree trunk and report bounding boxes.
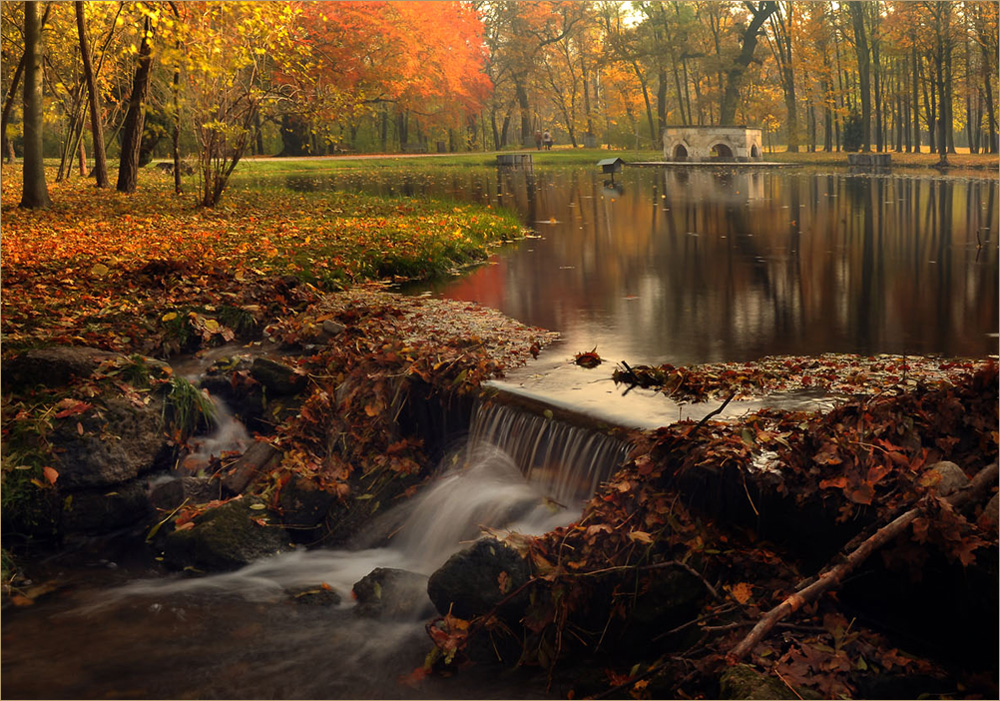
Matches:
[632,61,657,145]
[20,1,51,209]
[912,46,921,152]
[945,26,956,154]
[77,131,87,176]
[870,6,883,151]
[719,1,776,125]
[849,1,872,152]
[2,53,26,163]
[117,16,154,193]
[514,77,531,146]
[934,5,949,166]
[76,1,108,187]
[980,30,998,153]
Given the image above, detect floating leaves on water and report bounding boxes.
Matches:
[575,347,602,368]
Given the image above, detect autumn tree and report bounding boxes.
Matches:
[1,2,26,163]
[719,1,776,125]
[76,1,108,187]
[764,2,799,150]
[271,2,489,154]
[19,0,50,209]
[174,2,301,206]
[970,0,998,153]
[117,7,155,193]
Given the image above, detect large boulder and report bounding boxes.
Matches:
[250,357,307,396]
[61,479,152,534]
[1,346,121,391]
[277,474,337,543]
[162,496,289,572]
[426,537,531,620]
[49,395,170,490]
[353,567,434,620]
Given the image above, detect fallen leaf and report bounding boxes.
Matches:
[729,581,753,604]
[627,530,654,545]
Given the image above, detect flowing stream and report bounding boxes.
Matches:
[2,397,629,699]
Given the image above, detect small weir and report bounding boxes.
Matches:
[469,399,631,508]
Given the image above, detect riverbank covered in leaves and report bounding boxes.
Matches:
[0,165,524,355]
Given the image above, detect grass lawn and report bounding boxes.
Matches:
[767,148,999,171]
[0,164,524,357]
[232,145,997,177]
[233,147,666,173]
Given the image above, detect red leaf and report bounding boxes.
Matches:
[42,466,59,485]
[819,476,849,490]
[54,399,92,419]
[575,347,602,368]
[399,666,428,687]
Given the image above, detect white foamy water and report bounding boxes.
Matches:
[89,437,589,611]
[188,397,251,459]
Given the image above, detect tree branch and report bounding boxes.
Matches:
[728,460,999,661]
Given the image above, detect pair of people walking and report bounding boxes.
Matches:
[534,130,554,150]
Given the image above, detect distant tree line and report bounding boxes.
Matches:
[3,1,996,208]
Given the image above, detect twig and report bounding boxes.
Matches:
[728,460,999,661]
[686,391,737,438]
[569,559,720,600]
[653,603,739,640]
[773,668,805,700]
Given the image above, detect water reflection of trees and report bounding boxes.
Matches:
[256,167,997,362]
[465,168,997,362]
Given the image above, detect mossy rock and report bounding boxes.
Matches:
[61,479,151,535]
[162,496,290,572]
[427,537,530,620]
[352,567,433,620]
[250,357,306,396]
[1,347,120,392]
[719,664,819,700]
[50,395,169,490]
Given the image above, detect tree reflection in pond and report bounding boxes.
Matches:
[241,166,998,364]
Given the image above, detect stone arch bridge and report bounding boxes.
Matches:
[662,126,763,162]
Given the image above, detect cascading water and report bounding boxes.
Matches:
[3,395,632,699]
[468,400,632,508]
[116,397,632,601]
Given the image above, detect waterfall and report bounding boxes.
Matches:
[88,395,632,609]
[468,399,632,508]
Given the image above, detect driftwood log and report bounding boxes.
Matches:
[729,460,999,661]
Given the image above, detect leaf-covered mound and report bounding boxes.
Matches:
[0,166,523,356]
[244,288,558,542]
[613,353,985,403]
[424,361,998,700]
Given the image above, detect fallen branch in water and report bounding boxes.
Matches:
[728,460,999,661]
